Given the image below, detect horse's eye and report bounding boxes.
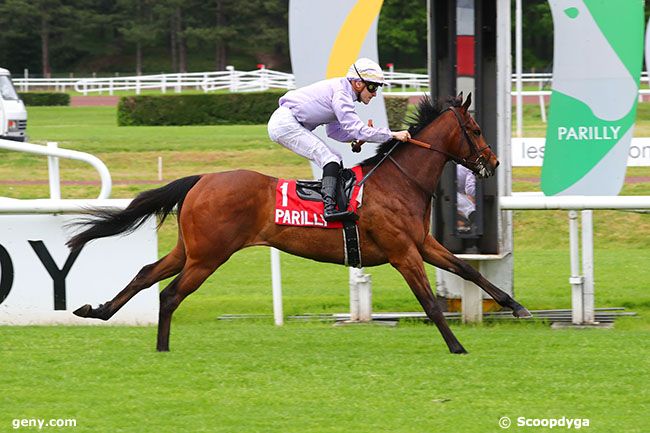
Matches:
[473,129,481,136]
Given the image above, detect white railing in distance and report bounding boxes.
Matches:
[0,138,112,199]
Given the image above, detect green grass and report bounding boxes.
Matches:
[1,105,649,432]
[1,322,648,433]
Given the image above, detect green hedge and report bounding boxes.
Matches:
[383,95,410,130]
[18,92,70,106]
[116,91,412,129]
[117,92,284,126]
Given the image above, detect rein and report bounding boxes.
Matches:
[407,107,490,169]
[356,106,490,195]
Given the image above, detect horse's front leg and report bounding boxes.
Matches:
[389,247,467,354]
[419,235,531,318]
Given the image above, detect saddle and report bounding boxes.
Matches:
[274,167,363,268]
[295,167,358,213]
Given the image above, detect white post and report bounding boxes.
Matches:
[270,247,283,326]
[538,81,547,123]
[227,66,236,92]
[260,65,268,91]
[157,156,163,182]
[23,69,29,92]
[349,268,360,322]
[162,74,167,94]
[568,211,584,324]
[349,267,372,322]
[581,210,595,323]
[515,0,523,137]
[47,142,61,200]
[461,261,482,323]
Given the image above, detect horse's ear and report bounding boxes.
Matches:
[457,91,464,104]
[462,92,472,111]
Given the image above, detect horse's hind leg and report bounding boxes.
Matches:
[389,248,467,354]
[156,258,224,352]
[420,235,531,318]
[73,243,186,320]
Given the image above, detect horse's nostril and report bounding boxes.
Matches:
[495,160,500,168]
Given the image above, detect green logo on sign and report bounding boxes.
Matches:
[541,0,644,196]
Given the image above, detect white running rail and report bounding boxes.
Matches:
[14,70,649,95]
[0,138,112,199]
[500,193,650,325]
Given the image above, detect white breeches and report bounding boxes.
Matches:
[267,106,341,168]
[457,193,476,218]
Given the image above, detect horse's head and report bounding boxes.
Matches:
[445,93,499,178]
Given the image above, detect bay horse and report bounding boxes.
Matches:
[67,93,531,354]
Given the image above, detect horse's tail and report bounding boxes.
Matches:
[66,175,202,252]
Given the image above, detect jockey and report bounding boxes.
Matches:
[268,57,411,222]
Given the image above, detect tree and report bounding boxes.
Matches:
[183,0,237,70]
[378,0,428,70]
[237,0,289,69]
[117,0,159,75]
[153,0,189,73]
[0,0,41,74]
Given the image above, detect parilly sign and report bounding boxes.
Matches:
[541,0,645,196]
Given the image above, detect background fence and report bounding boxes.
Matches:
[14,68,649,96]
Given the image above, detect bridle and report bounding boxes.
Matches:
[406,107,492,177]
[357,106,494,196]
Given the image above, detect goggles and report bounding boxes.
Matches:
[354,64,383,93]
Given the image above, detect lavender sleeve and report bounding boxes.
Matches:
[465,169,476,197]
[326,90,393,143]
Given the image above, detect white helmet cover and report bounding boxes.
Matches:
[346,58,385,84]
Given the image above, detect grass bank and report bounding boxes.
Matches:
[0,105,649,432]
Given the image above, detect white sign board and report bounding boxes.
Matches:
[0,214,158,325]
[512,137,650,167]
[288,0,387,178]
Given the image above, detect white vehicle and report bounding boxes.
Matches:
[0,67,27,142]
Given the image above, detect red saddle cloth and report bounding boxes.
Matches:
[274,166,363,229]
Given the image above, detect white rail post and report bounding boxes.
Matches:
[227,66,236,92]
[538,81,547,123]
[568,211,584,324]
[47,142,61,200]
[581,210,595,323]
[349,267,372,322]
[461,261,483,324]
[270,247,283,326]
[515,0,523,137]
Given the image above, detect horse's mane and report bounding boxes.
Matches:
[361,95,461,166]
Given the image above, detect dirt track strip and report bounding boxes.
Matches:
[2,177,650,186]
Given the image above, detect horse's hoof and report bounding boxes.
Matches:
[513,307,533,318]
[451,347,468,355]
[73,304,93,318]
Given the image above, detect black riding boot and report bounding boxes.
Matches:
[321,162,357,222]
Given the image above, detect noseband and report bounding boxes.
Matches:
[407,107,492,176]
